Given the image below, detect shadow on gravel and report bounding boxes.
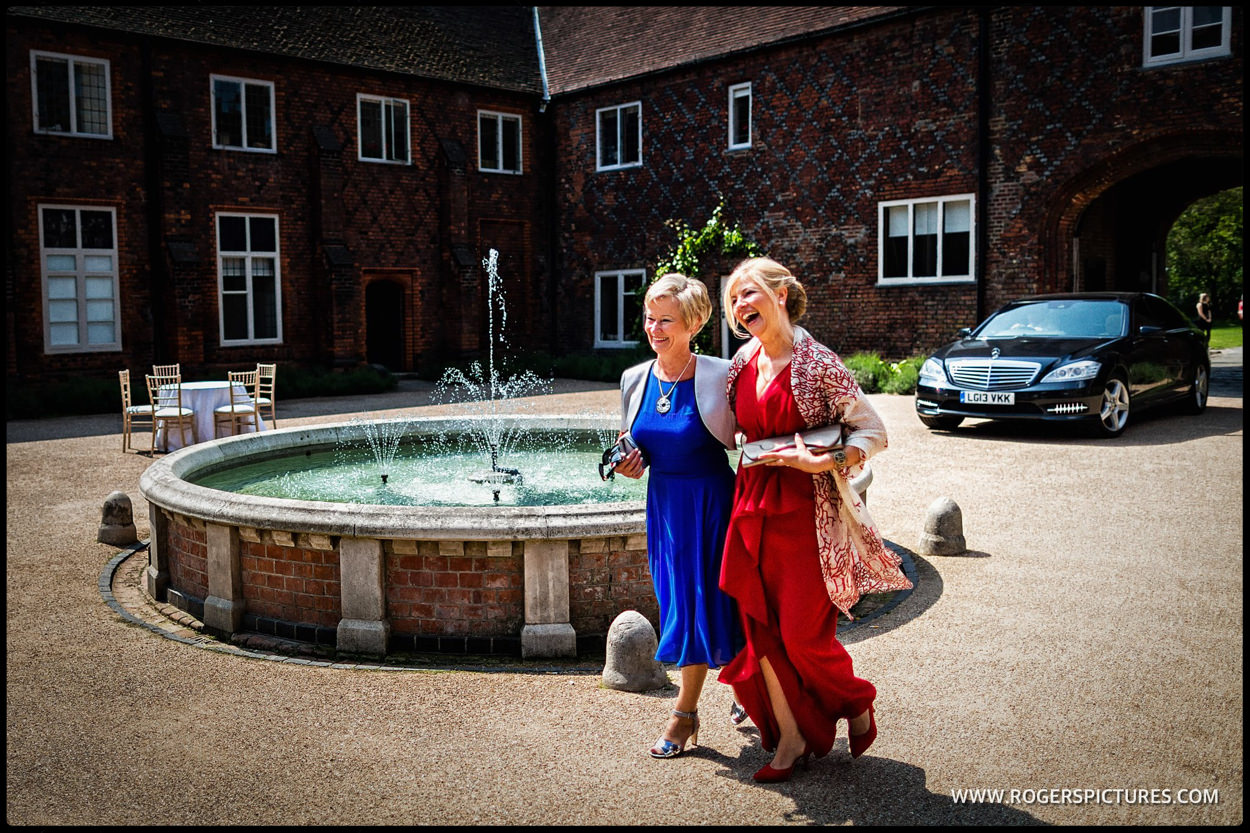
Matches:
[700,745,1047,825]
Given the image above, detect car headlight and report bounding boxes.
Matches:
[918,358,945,381]
[1041,360,1101,383]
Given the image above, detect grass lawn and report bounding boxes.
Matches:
[1209,323,1243,351]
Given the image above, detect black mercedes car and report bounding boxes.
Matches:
[914,292,1210,437]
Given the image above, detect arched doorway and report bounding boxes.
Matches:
[1042,132,1243,297]
[365,279,405,372]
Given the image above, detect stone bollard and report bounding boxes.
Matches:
[98,491,138,546]
[917,496,966,556]
[602,610,669,692]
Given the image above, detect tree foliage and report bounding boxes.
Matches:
[1166,186,1243,322]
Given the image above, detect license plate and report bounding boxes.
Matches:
[960,391,1015,405]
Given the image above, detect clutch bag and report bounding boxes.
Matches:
[740,424,843,468]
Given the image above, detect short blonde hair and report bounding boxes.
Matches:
[721,257,808,338]
[645,273,713,335]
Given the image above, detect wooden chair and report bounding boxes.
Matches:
[152,363,181,378]
[255,362,277,427]
[213,370,260,438]
[118,369,156,453]
[145,372,195,453]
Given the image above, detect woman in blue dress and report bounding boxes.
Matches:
[615,273,743,758]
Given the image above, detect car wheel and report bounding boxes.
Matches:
[919,414,963,430]
[1182,363,1209,415]
[1092,374,1130,437]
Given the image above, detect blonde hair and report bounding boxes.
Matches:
[645,273,713,335]
[721,257,808,338]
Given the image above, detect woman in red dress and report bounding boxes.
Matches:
[717,258,913,783]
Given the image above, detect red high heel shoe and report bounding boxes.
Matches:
[752,745,811,783]
[849,705,877,759]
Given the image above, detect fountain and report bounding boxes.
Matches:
[139,249,658,660]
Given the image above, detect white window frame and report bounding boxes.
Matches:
[728,82,752,150]
[596,101,642,171]
[211,74,276,153]
[594,269,645,348]
[1143,6,1231,67]
[877,194,976,286]
[478,109,523,174]
[357,94,411,164]
[29,50,112,138]
[216,212,283,345]
[38,204,121,353]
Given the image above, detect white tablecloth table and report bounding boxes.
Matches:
[156,380,269,452]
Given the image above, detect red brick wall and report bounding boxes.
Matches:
[385,542,525,638]
[240,537,342,629]
[167,519,208,601]
[568,538,657,636]
[6,17,553,383]
[551,6,1243,360]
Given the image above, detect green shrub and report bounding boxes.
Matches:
[278,364,397,399]
[842,352,892,393]
[6,376,122,420]
[881,356,924,395]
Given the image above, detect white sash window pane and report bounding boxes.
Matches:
[86,299,114,321]
[74,61,109,135]
[48,276,78,299]
[50,323,79,346]
[80,211,114,249]
[501,116,519,171]
[46,255,77,272]
[223,295,249,341]
[49,299,79,323]
[249,217,276,252]
[244,82,273,149]
[87,322,115,344]
[36,56,71,132]
[252,267,279,339]
[944,201,970,232]
[84,255,114,272]
[221,257,246,291]
[1191,6,1224,49]
[914,203,938,235]
[85,276,114,299]
[214,79,242,147]
[598,274,619,341]
[622,104,640,164]
[360,99,382,159]
[388,100,409,162]
[887,205,909,237]
[42,209,77,248]
[599,109,619,168]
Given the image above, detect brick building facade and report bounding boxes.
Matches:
[5,7,1243,388]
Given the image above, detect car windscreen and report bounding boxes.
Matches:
[978,300,1127,339]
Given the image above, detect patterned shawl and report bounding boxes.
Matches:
[727,326,912,617]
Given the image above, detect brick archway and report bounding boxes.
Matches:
[1039,130,1243,296]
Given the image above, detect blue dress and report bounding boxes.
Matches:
[631,369,741,668]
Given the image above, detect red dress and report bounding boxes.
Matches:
[718,357,875,758]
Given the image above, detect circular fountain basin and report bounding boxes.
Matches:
[139,415,656,660]
[139,414,873,661]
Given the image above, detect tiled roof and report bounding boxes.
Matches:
[7,6,912,98]
[535,6,911,95]
[6,5,544,94]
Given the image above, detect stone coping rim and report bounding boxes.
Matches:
[139,415,647,541]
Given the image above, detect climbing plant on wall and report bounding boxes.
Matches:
[635,202,764,354]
